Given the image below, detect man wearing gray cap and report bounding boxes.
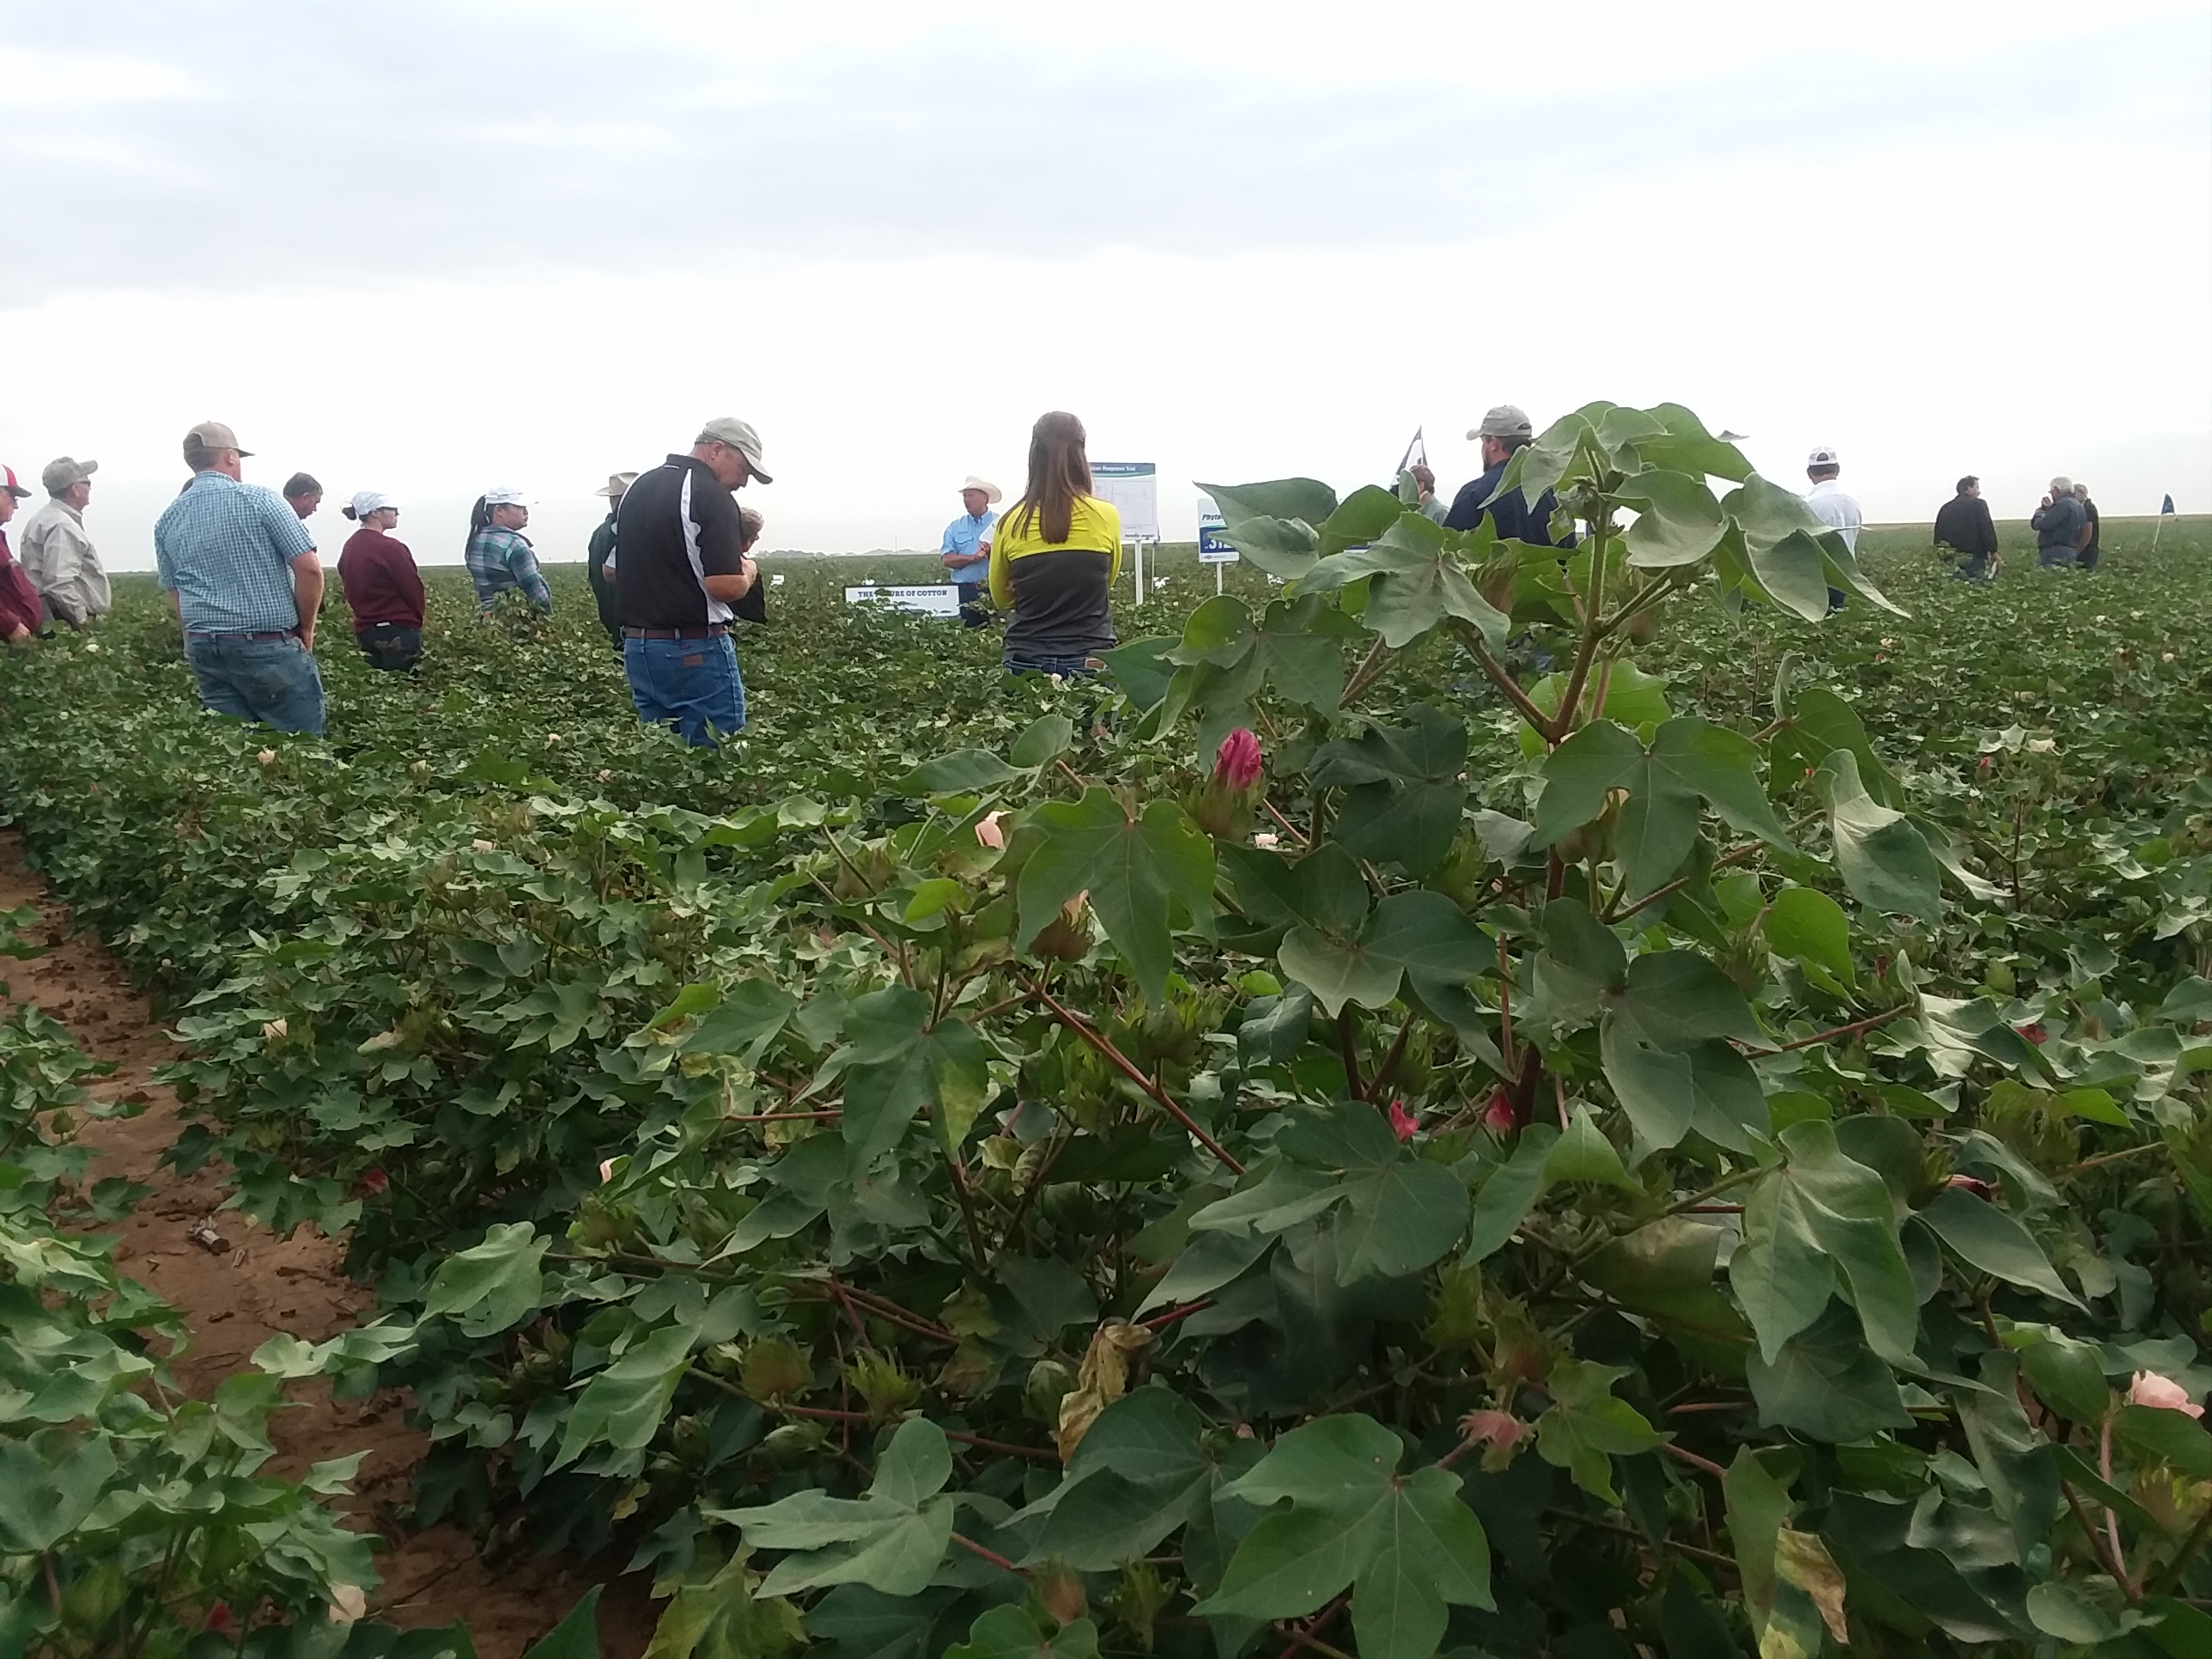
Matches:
[1444,405,1570,546]
[18,458,110,629]
[613,417,766,745]
[154,421,326,735]
[2032,477,2087,569]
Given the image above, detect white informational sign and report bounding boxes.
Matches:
[1091,462,1161,543]
[844,584,962,618]
[1195,495,1237,563]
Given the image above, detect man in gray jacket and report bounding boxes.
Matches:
[2031,476,2087,568]
[19,458,111,628]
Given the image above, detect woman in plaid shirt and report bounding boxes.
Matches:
[464,487,551,614]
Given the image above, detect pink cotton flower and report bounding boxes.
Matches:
[1945,1175,1995,1199]
[975,811,1006,851]
[204,1603,236,1636]
[2016,1022,2048,1046]
[1481,1088,1516,1133]
[1388,1099,1419,1141]
[2130,1372,2203,1418]
[1215,727,1263,791]
[360,1168,389,1195]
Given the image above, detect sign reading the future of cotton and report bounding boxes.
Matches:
[843,585,961,618]
[1092,462,1160,542]
[1196,494,1237,563]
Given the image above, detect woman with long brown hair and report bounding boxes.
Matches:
[986,410,1121,676]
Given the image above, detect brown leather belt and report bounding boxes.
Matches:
[623,624,729,639]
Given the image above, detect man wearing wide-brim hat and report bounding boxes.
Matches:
[942,475,1001,629]
[20,456,110,629]
[586,471,639,647]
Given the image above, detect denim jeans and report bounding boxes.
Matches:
[1004,651,1099,678]
[356,623,422,672]
[623,633,744,746]
[184,633,325,735]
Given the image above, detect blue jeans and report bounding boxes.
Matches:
[624,634,744,746]
[184,633,325,735]
[1004,652,1098,678]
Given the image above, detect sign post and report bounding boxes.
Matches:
[1196,493,1238,594]
[1093,462,1161,606]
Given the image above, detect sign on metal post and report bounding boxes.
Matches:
[1196,493,1237,592]
[843,585,962,618]
[1094,461,1161,605]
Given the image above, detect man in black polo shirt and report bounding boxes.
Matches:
[614,417,766,745]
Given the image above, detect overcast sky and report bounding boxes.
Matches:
[3,0,2207,568]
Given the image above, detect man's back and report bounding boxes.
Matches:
[2032,494,2085,549]
[616,454,744,629]
[155,471,313,633]
[1805,480,1863,552]
[1933,494,1994,554]
[1443,460,1567,544]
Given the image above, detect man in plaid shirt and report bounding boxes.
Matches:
[154,421,327,735]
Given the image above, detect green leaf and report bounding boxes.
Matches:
[1746,1303,1911,1442]
[555,1322,697,1466]
[714,1420,957,1599]
[1545,1103,1640,1192]
[1331,1158,1470,1285]
[2014,1328,2110,1423]
[1197,478,1336,581]
[1303,514,1507,652]
[838,988,983,1170]
[2114,1402,2212,1478]
[0,1437,117,1552]
[523,1588,603,1659]
[1462,1125,1558,1261]
[421,1220,549,1338]
[1099,636,1178,710]
[1202,1415,1492,1652]
[1817,749,1941,921]
[1281,890,1487,1019]
[1723,1447,1792,1631]
[1731,1121,1917,1366]
[1534,1358,1662,1505]
[1608,951,1765,1051]
[684,980,799,1063]
[1616,469,1728,568]
[895,750,1021,796]
[1601,1024,1767,1156]
[1018,789,1216,1005]
[1914,1188,2082,1308]
[945,1608,1098,1659]
[646,1554,807,1659]
[1010,714,1076,769]
[1033,1390,1218,1568]
[1762,888,1853,982]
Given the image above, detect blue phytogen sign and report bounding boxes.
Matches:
[1196,494,1237,563]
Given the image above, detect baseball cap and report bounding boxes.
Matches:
[3,465,31,500]
[593,471,639,499]
[184,421,252,459]
[1807,446,1840,468]
[42,457,98,495]
[483,487,531,507]
[343,490,398,520]
[1468,404,1534,441]
[696,416,772,483]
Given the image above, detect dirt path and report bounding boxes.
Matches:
[0,834,654,1659]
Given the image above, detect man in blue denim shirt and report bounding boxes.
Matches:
[154,422,327,736]
[941,477,1000,628]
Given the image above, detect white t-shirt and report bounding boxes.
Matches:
[1805,479,1863,552]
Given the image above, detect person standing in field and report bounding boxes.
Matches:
[283,472,324,521]
[2032,476,2087,568]
[337,492,425,672]
[1802,446,1862,612]
[18,458,111,629]
[465,489,551,615]
[941,476,1000,628]
[1444,405,1569,544]
[586,471,637,647]
[2074,482,2102,571]
[1934,474,2001,582]
[988,411,1121,678]
[154,421,326,735]
[1410,464,1449,525]
[0,466,46,643]
[614,417,764,745]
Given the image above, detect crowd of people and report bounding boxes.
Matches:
[0,407,2136,750]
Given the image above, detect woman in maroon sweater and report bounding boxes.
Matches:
[337,492,426,671]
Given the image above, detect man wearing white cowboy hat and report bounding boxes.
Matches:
[587,471,638,647]
[941,475,1000,629]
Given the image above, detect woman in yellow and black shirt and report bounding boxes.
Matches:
[988,410,1121,676]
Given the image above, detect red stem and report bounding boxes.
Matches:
[1026,980,1244,1174]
